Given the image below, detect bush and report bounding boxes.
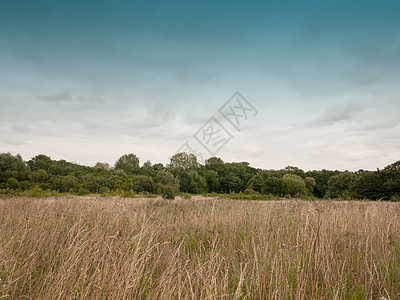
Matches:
[133,175,154,193]
[180,192,192,199]
[113,188,124,196]
[390,194,400,202]
[25,186,54,197]
[244,188,259,195]
[99,186,111,195]
[327,172,357,199]
[262,177,287,197]
[77,188,90,195]
[162,185,176,199]
[6,177,20,190]
[282,174,307,197]
[0,188,18,196]
[122,189,136,198]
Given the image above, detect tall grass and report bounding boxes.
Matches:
[1,196,399,299]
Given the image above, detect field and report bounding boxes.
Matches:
[1,196,400,299]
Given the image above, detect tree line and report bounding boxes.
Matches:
[0,152,399,200]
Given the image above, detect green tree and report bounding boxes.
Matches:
[155,170,179,188]
[167,153,199,171]
[52,175,79,193]
[247,174,264,193]
[283,166,306,178]
[224,173,242,193]
[114,154,140,175]
[261,176,287,197]
[0,153,27,173]
[82,175,110,193]
[205,157,224,173]
[133,175,155,193]
[305,177,316,195]
[218,162,256,193]
[141,160,154,176]
[155,170,179,199]
[27,154,52,172]
[383,161,400,198]
[95,162,111,170]
[305,169,340,198]
[204,170,221,193]
[186,171,207,194]
[354,171,387,200]
[0,153,30,182]
[153,163,164,171]
[30,169,50,183]
[6,177,20,189]
[282,174,307,197]
[327,172,357,199]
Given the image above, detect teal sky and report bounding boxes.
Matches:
[1,0,399,170]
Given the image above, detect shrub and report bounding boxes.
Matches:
[244,188,259,195]
[121,189,136,198]
[77,188,90,195]
[99,187,111,195]
[25,186,53,197]
[327,172,357,199]
[180,192,192,199]
[262,177,287,197]
[6,177,20,190]
[133,175,154,193]
[162,185,176,199]
[390,194,400,202]
[282,174,307,197]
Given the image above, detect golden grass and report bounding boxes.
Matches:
[0,196,399,299]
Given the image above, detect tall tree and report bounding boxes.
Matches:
[354,171,388,200]
[114,154,140,175]
[282,174,307,197]
[327,172,357,198]
[27,154,52,172]
[167,153,199,171]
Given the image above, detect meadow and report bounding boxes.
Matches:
[0,196,399,299]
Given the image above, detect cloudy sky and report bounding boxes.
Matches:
[1,0,399,171]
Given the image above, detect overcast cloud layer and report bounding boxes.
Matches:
[0,0,399,171]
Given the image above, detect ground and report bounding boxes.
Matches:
[0,196,399,299]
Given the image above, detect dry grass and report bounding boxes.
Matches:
[1,196,400,299]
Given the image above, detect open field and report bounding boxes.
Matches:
[1,196,400,299]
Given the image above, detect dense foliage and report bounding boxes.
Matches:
[0,152,399,200]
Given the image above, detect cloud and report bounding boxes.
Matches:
[308,102,364,127]
[1,0,399,171]
[341,37,400,86]
[175,69,221,84]
[41,91,74,102]
[11,124,31,134]
[358,117,400,132]
[146,102,176,124]
[3,139,25,146]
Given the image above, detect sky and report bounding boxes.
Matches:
[0,0,399,171]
